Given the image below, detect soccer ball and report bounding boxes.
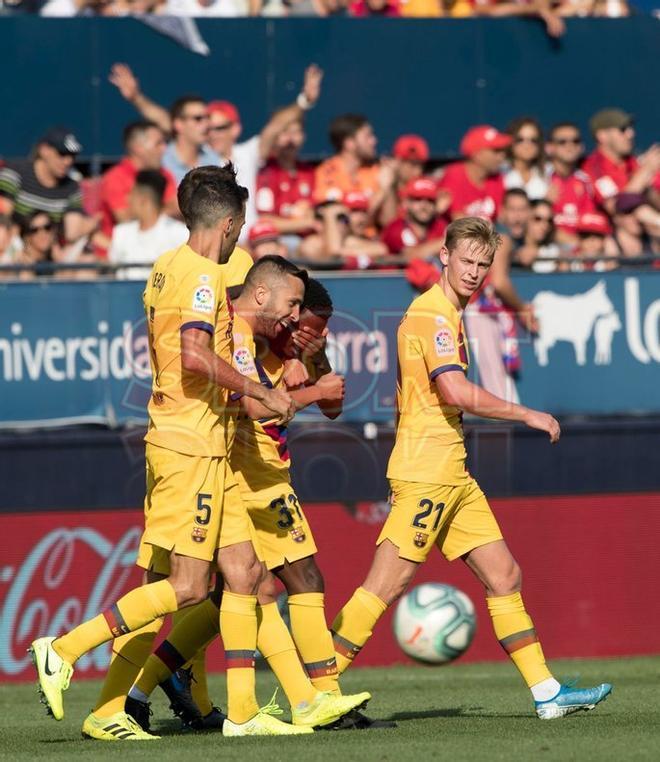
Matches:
[393,582,476,664]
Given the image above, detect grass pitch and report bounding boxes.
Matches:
[1,656,658,762]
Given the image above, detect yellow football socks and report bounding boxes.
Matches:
[487,592,553,688]
[331,587,388,674]
[257,602,317,708]
[288,593,340,693]
[135,598,220,698]
[53,580,178,666]
[93,618,164,718]
[188,648,213,717]
[220,592,259,724]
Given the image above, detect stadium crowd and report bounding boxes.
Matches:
[5,0,632,23]
[0,62,659,285]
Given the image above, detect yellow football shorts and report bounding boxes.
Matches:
[138,443,255,567]
[242,482,317,571]
[378,478,503,563]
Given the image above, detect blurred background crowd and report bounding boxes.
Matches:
[0,61,658,287]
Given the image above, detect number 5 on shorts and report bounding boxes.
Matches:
[196,493,212,525]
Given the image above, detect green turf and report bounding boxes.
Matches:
[1,656,658,761]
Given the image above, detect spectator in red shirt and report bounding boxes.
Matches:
[545,121,596,245]
[349,0,401,15]
[381,177,446,260]
[314,113,398,227]
[248,221,288,261]
[255,116,316,241]
[582,108,660,256]
[99,121,178,241]
[570,212,619,271]
[437,125,510,221]
[392,134,429,197]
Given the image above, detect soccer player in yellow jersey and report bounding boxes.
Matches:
[78,241,256,739]
[125,265,371,730]
[29,165,311,739]
[331,217,612,720]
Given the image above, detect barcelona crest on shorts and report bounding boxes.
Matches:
[413,532,428,548]
[191,526,208,543]
[290,526,306,544]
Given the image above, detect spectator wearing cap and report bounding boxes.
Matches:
[314,113,398,227]
[382,177,447,260]
[392,134,429,197]
[545,122,596,245]
[0,127,98,245]
[349,0,401,15]
[99,121,178,242]
[568,212,618,271]
[437,125,510,222]
[206,65,323,238]
[582,108,660,256]
[248,221,288,261]
[503,116,549,201]
[108,170,188,280]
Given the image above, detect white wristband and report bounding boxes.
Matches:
[296,92,313,111]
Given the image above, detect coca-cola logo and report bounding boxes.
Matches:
[0,525,141,676]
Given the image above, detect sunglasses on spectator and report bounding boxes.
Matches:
[618,124,634,133]
[532,215,553,223]
[553,137,581,145]
[209,123,233,133]
[184,114,209,122]
[28,222,55,234]
[514,135,541,144]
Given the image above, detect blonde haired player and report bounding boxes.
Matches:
[330,216,612,720]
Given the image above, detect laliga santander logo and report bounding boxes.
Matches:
[0,525,141,676]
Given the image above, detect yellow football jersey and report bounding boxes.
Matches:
[224,246,253,288]
[387,283,471,486]
[218,246,254,450]
[143,244,229,457]
[229,314,290,488]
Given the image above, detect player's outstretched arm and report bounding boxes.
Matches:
[181,327,296,424]
[434,370,560,443]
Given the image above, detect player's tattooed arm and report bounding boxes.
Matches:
[434,370,560,443]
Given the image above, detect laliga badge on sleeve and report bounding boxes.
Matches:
[233,347,257,376]
[192,285,215,314]
[434,328,456,357]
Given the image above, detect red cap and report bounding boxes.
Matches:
[460,125,512,157]
[248,221,279,245]
[576,212,611,236]
[207,100,240,124]
[343,191,370,211]
[393,134,429,162]
[403,177,438,200]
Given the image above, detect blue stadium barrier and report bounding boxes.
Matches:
[0,17,658,160]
